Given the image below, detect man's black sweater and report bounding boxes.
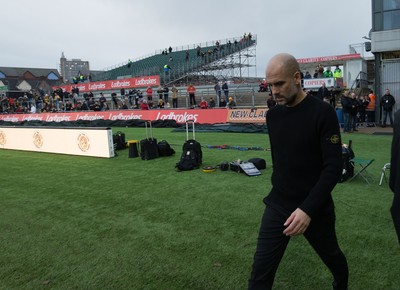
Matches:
[264,95,342,218]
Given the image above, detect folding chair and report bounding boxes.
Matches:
[379,163,390,186]
[349,158,375,184]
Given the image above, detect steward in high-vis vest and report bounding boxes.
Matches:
[333,65,342,79]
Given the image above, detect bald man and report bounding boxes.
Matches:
[248,53,348,290]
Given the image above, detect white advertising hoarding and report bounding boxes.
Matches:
[0,127,115,158]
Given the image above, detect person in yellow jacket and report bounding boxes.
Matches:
[333,65,342,79]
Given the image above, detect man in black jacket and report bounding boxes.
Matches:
[380,89,396,127]
[248,53,348,290]
[390,109,400,244]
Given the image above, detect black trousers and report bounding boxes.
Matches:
[248,205,348,290]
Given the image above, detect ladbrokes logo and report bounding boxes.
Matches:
[77,133,90,152]
[156,111,198,123]
[0,130,6,145]
[33,131,43,148]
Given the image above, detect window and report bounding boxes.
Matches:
[383,10,400,30]
[0,71,5,79]
[383,0,400,10]
[47,72,59,80]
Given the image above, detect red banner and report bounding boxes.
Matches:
[297,54,361,64]
[53,75,160,92]
[0,108,229,124]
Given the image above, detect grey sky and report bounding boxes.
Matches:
[0,0,372,77]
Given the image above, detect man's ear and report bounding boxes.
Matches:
[294,71,301,85]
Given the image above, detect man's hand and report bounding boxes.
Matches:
[283,208,311,236]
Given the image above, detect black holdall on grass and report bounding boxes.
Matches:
[157,140,175,156]
[247,158,266,170]
[113,131,126,150]
[140,121,159,160]
[176,121,202,171]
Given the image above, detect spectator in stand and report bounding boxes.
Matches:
[187,84,196,107]
[258,80,268,92]
[200,98,208,109]
[214,82,222,99]
[111,93,119,109]
[140,100,149,110]
[333,65,342,79]
[222,81,229,99]
[158,98,165,109]
[163,85,169,104]
[146,86,153,103]
[304,71,312,79]
[219,97,227,108]
[209,97,216,108]
[65,100,73,111]
[157,85,164,100]
[267,93,277,109]
[366,90,376,125]
[227,97,236,109]
[380,89,396,127]
[53,92,61,111]
[99,92,107,111]
[324,67,333,78]
[30,103,36,114]
[171,85,179,108]
[317,82,329,101]
[317,64,324,78]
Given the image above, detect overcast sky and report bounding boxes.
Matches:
[0,0,372,78]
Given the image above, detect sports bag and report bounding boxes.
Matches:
[158,140,175,156]
[176,121,202,171]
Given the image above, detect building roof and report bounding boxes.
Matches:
[0,66,61,78]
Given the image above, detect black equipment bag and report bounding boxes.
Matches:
[140,121,159,160]
[247,158,266,170]
[176,121,202,171]
[339,141,355,183]
[113,131,126,150]
[158,140,175,156]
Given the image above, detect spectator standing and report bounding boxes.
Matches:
[317,82,329,101]
[328,86,336,108]
[222,81,229,99]
[157,86,164,100]
[366,90,376,125]
[324,67,333,78]
[214,82,221,100]
[341,90,352,133]
[99,92,107,111]
[171,85,178,108]
[380,89,396,127]
[349,92,359,132]
[358,95,370,124]
[163,85,169,104]
[146,86,153,103]
[187,84,196,107]
[111,93,119,109]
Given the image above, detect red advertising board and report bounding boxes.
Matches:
[296,54,361,64]
[0,108,229,124]
[53,75,160,92]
